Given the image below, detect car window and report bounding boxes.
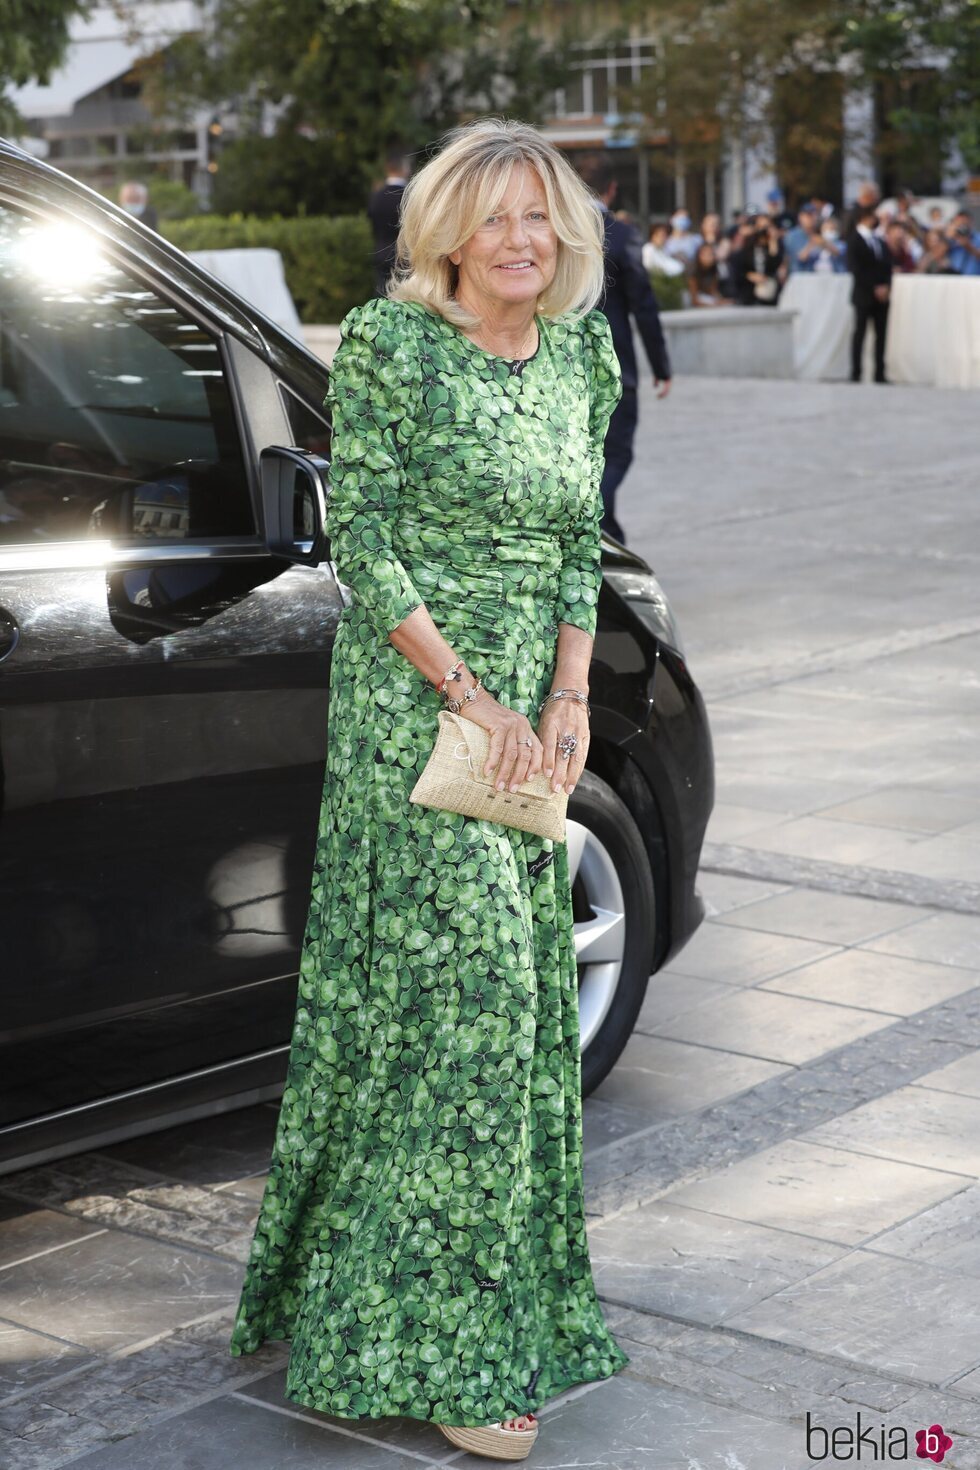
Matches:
[279,383,331,457]
[0,203,253,546]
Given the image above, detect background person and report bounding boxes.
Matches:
[946,211,980,276]
[642,221,685,276]
[588,162,672,546]
[916,228,955,274]
[800,219,848,274]
[847,202,893,383]
[664,207,701,265]
[367,148,412,297]
[885,221,918,273]
[118,180,158,231]
[784,204,818,272]
[731,214,785,305]
[688,243,725,305]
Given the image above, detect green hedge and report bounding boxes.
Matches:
[160,213,375,324]
[648,270,687,311]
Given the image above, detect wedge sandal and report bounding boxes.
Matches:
[438,1413,538,1460]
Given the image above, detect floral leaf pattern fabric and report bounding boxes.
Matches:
[228,296,627,1427]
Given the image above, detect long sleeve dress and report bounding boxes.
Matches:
[227,293,629,1428]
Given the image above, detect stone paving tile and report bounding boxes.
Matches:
[758,948,979,1016]
[650,987,893,1067]
[0,1322,96,1398]
[0,1153,259,1262]
[702,768,873,819]
[659,920,841,987]
[713,889,932,946]
[866,1184,980,1276]
[589,1031,788,1114]
[211,1172,270,1202]
[863,911,980,969]
[603,1301,919,1415]
[803,1084,980,1178]
[703,801,780,844]
[701,839,980,917]
[0,1198,105,1271]
[0,1228,240,1352]
[0,1311,287,1468]
[585,985,980,1218]
[697,871,792,915]
[240,1368,460,1462]
[63,1393,440,1469]
[582,1098,658,1155]
[586,1198,844,1323]
[727,1250,980,1387]
[911,1050,980,1098]
[634,971,734,1033]
[525,1373,804,1470]
[889,833,980,885]
[809,786,980,835]
[714,812,927,869]
[599,1302,980,1462]
[662,1139,968,1247]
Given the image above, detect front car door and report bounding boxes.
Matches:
[0,178,342,1170]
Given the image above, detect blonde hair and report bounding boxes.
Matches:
[386,116,606,328]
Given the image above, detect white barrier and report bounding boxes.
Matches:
[782,273,980,388]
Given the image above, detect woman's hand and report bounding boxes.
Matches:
[459,691,544,792]
[536,696,589,795]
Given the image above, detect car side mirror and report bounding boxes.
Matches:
[259,446,331,566]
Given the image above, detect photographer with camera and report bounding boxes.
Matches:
[945,210,980,276]
[731,213,786,305]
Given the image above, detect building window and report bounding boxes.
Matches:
[554,37,656,118]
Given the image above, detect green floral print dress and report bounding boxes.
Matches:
[228,294,629,1428]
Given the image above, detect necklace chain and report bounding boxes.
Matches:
[467,312,537,361]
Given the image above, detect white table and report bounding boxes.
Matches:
[187,247,305,343]
[887,276,980,389]
[782,273,980,388]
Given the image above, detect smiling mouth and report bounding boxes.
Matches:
[496,262,536,271]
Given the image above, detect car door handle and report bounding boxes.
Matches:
[0,607,19,663]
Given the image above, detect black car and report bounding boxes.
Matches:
[0,141,714,1176]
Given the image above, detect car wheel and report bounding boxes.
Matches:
[567,769,658,1097]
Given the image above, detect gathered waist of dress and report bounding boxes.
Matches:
[396,521,564,573]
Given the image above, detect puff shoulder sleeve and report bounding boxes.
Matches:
[553,309,623,638]
[322,298,424,638]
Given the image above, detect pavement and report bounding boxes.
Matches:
[1,374,978,1469]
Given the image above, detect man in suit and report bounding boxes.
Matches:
[589,163,672,546]
[367,149,411,297]
[847,202,893,383]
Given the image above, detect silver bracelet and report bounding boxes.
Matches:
[538,687,590,716]
[445,676,484,714]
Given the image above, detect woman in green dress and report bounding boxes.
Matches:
[228,116,628,1461]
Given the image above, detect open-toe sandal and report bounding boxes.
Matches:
[438,1413,538,1460]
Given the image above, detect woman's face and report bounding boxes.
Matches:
[448,163,558,310]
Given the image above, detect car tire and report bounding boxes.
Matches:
[567,769,658,1098]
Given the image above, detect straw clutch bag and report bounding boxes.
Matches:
[409,709,567,841]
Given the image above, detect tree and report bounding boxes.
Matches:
[617,0,979,198]
[143,0,587,217]
[0,0,94,135]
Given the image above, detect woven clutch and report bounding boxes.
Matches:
[409,709,567,841]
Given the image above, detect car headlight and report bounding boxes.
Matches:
[604,568,686,658]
